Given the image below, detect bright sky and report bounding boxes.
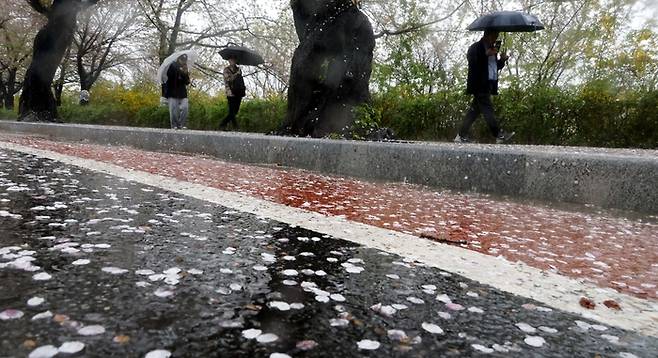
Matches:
[230,0,658,32]
[632,0,658,29]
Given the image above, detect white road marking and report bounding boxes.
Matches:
[1,141,656,337]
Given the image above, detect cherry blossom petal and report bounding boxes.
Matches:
[357,339,380,350]
[58,341,85,354]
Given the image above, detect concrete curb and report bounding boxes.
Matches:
[0,121,656,214]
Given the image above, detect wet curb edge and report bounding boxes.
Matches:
[0,121,656,214]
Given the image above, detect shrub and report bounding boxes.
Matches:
[26,80,658,149]
[236,96,287,133]
[630,90,658,148]
[59,102,132,126]
[356,85,657,148]
[496,86,580,145]
[57,83,288,134]
[135,105,169,128]
[361,89,473,141]
[0,107,17,120]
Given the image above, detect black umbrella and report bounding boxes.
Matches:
[219,46,264,66]
[467,11,545,32]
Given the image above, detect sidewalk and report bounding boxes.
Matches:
[1,132,656,304]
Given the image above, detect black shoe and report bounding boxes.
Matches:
[496,130,515,144]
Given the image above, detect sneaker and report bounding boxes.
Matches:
[454,134,472,143]
[181,127,188,130]
[496,130,515,144]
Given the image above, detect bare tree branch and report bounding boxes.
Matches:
[373,1,467,39]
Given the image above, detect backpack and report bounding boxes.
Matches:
[232,74,246,98]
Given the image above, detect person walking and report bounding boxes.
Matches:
[166,54,191,130]
[219,57,246,130]
[455,30,515,144]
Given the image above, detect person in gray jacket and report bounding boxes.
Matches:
[219,57,246,130]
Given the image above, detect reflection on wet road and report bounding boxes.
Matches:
[1,149,657,358]
[1,134,656,302]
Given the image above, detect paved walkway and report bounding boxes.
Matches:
[1,147,657,357]
[0,133,655,303]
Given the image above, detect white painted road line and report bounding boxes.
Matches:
[1,140,656,337]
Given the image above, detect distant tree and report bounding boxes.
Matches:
[74,0,141,104]
[603,28,658,91]
[244,8,297,96]
[137,0,193,64]
[137,0,248,63]
[0,0,41,110]
[366,0,467,94]
[497,0,654,88]
[19,0,100,122]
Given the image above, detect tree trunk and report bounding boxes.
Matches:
[281,0,375,138]
[5,68,17,110]
[0,73,6,110]
[158,28,170,64]
[19,0,81,122]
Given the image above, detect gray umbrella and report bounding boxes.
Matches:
[219,46,264,66]
[467,11,545,32]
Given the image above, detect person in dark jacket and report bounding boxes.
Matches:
[166,55,191,129]
[219,57,245,130]
[455,30,515,144]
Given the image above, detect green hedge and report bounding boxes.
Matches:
[58,95,287,134]
[0,108,17,119]
[357,86,658,148]
[58,103,133,126]
[3,82,656,149]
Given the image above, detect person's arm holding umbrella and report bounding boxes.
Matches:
[493,46,509,71]
[481,37,508,71]
[180,62,191,86]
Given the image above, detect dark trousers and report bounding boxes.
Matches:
[459,89,501,138]
[220,96,242,129]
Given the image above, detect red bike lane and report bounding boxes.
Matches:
[2,133,656,301]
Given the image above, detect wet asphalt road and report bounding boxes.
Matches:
[0,149,657,358]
